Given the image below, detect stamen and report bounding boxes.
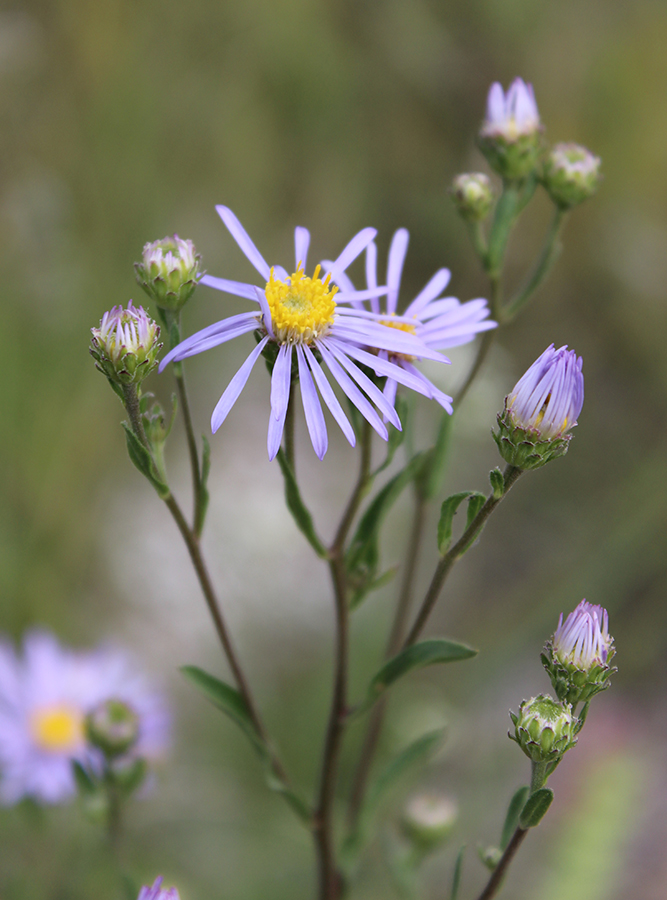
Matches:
[264,265,338,345]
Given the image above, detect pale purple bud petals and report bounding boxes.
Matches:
[508,344,584,439]
[552,600,613,670]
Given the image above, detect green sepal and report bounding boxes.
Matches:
[489,467,505,500]
[437,491,486,555]
[276,449,327,559]
[354,639,477,717]
[340,729,446,872]
[519,787,553,829]
[500,785,530,849]
[450,845,466,900]
[416,411,455,501]
[181,666,311,824]
[345,452,425,592]
[373,395,408,477]
[72,760,96,796]
[122,422,170,498]
[196,435,211,536]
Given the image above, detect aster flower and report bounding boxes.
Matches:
[542,143,602,209]
[138,877,180,900]
[135,235,203,312]
[161,206,451,460]
[494,344,584,470]
[478,78,542,182]
[543,600,616,707]
[324,229,496,413]
[90,301,162,386]
[0,631,169,806]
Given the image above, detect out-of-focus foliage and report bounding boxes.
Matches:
[1,0,666,897]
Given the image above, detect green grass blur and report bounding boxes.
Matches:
[1,0,666,897]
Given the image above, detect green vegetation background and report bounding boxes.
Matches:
[1,0,666,897]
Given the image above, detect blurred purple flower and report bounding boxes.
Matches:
[481,78,540,140]
[324,229,495,412]
[162,207,451,459]
[0,631,170,805]
[138,877,180,900]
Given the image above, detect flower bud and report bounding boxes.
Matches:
[542,143,602,209]
[138,877,181,900]
[509,694,577,764]
[450,173,494,222]
[542,600,616,707]
[85,698,140,758]
[478,79,543,182]
[135,235,203,312]
[401,794,458,852]
[494,344,583,470]
[90,302,162,386]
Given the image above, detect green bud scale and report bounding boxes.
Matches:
[90,302,162,386]
[509,694,577,764]
[135,235,203,312]
[542,143,602,209]
[450,173,494,222]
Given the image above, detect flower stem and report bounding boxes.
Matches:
[173,362,203,532]
[314,421,373,900]
[475,826,529,900]
[121,384,150,450]
[503,207,566,322]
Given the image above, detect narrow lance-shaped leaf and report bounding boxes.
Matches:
[437,492,474,554]
[122,422,169,498]
[519,787,553,829]
[450,845,466,900]
[489,467,505,500]
[276,449,327,559]
[500,786,530,849]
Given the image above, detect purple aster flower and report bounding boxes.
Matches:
[552,600,613,670]
[138,877,180,900]
[323,229,496,413]
[90,301,162,386]
[481,78,540,141]
[161,207,451,460]
[0,631,170,806]
[507,344,583,439]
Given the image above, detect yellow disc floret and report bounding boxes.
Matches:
[380,313,418,361]
[265,265,338,344]
[30,703,84,753]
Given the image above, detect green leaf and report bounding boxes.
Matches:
[417,411,455,501]
[346,452,425,585]
[519,787,554,829]
[465,492,486,531]
[181,666,311,824]
[72,761,96,796]
[451,845,466,900]
[122,422,169,497]
[437,492,473,554]
[500,786,530,849]
[489,467,505,500]
[196,434,211,534]
[354,639,477,716]
[276,449,327,558]
[114,757,148,795]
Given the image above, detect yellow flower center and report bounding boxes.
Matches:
[380,314,418,361]
[30,704,84,753]
[264,265,337,344]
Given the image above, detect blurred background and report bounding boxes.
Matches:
[1,0,666,897]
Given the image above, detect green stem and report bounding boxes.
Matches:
[314,422,373,900]
[503,207,566,322]
[465,219,488,265]
[174,363,203,531]
[475,826,529,900]
[530,760,549,794]
[403,465,523,648]
[121,384,150,450]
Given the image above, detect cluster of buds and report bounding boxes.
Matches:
[450,173,494,222]
[478,78,542,183]
[542,600,616,707]
[509,694,577,764]
[494,343,584,470]
[542,143,602,209]
[135,235,203,313]
[90,302,162,387]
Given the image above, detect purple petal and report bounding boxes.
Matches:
[419,297,488,322]
[294,227,310,271]
[267,400,288,461]
[327,338,432,395]
[404,269,452,318]
[317,341,388,440]
[302,345,356,446]
[331,227,377,275]
[296,345,328,459]
[365,241,381,314]
[336,287,390,303]
[273,265,289,281]
[486,82,505,123]
[216,206,271,280]
[321,260,356,294]
[254,286,274,339]
[200,274,259,300]
[159,313,259,371]
[386,229,409,315]
[332,319,450,363]
[211,337,269,433]
[270,344,292,420]
[402,361,453,413]
[325,341,402,428]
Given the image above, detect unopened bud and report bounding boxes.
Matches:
[85,698,140,758]
[90,302,162,386]
[478,79,543,182]
[509,694,577,764]
[494,344,583,470]
[542,143,601,209]
[401,794,458,852]
[542,600,616,707]
[138,877,181,900]
[135,235,203,312]
[450,173,494,222]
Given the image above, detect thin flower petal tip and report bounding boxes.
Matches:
[494,344,583,471]
[137,877,181,900]
[165,209,451,459]
[481,78,540,140]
